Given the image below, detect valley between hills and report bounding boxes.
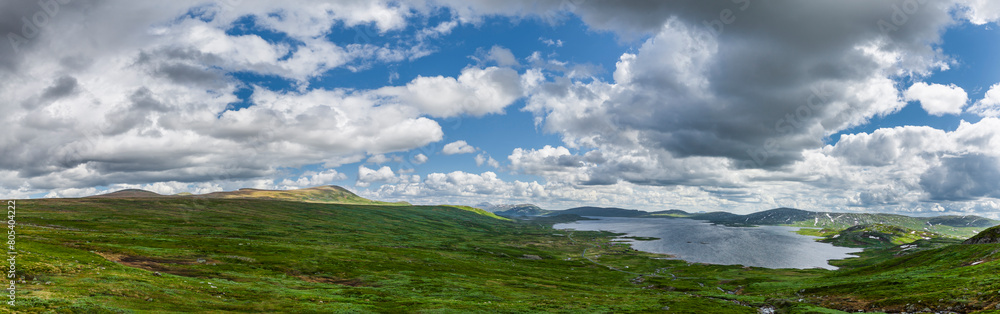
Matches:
[12,186,1000,313]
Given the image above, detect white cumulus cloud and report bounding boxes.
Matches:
[383,66,524,118]
[412,153,429,164]
[357,165,398,188]
[904,82,969,116]
[968,83,1000,117]
[442,140,478,155]
[485,45,520,67]
[475,153,500,168]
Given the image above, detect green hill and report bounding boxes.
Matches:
[663,207,999,238]
[16,195,1000,313]
[196,185,407,205]
[814,223,942,248]
[686,207,815,226]
[19,197,723,312]
[550,206,648,217]
[963,224,1000,244]
[647,209,692,217]
[492,204,550,217]
[87,185,403,206]
[87,189,169,198]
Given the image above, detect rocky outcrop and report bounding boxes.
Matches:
[963,225,1000,244]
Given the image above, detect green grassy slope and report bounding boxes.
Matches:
[15,197,1000,313]
[197,185,408,206]
[964,224,1000,244]
[16,198,762,313]
[492,204,550,217]
[801,223,943,248]
[795,239,1000,312]
[784,213,995,238]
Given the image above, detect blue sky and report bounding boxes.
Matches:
[833,24,1000,139]
[2,0,1000,217]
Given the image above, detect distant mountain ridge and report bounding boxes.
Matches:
[547,206,648,217]
[87,189,167,198]
[538,206,999,238]
[645,207,998,230]
[691,207,815,225]
[475,203,550,217]
[87,185,406,206]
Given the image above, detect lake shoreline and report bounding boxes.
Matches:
[554,216,861,270]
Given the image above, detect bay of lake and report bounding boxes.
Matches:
[553,217,860,270]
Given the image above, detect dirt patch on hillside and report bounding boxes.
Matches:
[814,296,873,312]
[296,275,373,287]
[95,252,220,277]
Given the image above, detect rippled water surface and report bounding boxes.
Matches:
[554,217,860,269]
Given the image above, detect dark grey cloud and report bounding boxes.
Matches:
[595,0,948,168]
[700,186,757,202]
[155,63,228,88]
[41,75,78,100]
[520,0,960,203]
[849,189,903,207]
[0,0,997,215]
[920,154,1000,201]
[59,54,93,71]
[21,75,79,109]
[0,0,88,72]
[101,88,169,135]
[129,87,170,112]
[0,1,449,195]
[0,0,40,71]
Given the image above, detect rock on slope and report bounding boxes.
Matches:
[963,225,1000,244]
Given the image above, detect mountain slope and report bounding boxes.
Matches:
[816,223,941,248]
[550,206,648,217]
[85,186,400,206]
[17,197,748,312]
[16,196,1000,313]
[963,224,1000,244]
[688,207,814,225]
[678,208,998,238]
[493,204,549,217]
[196,185,407,205]
[647,209,692,217]
[476,203,551,216]
[87,189,168,198]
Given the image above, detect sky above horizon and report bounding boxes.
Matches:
[2,0,1000,216]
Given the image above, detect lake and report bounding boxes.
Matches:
[553,217,860,270]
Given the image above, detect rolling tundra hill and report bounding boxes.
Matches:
[963,224,1000,244]
[554,205,998,238]
[197,185,408,205]
[489,204,550,217]
[87,189,169,198]
[90,185,406,206]
[808,223,943,248]
[643,207,1000,238]
[14,187,1000,312]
